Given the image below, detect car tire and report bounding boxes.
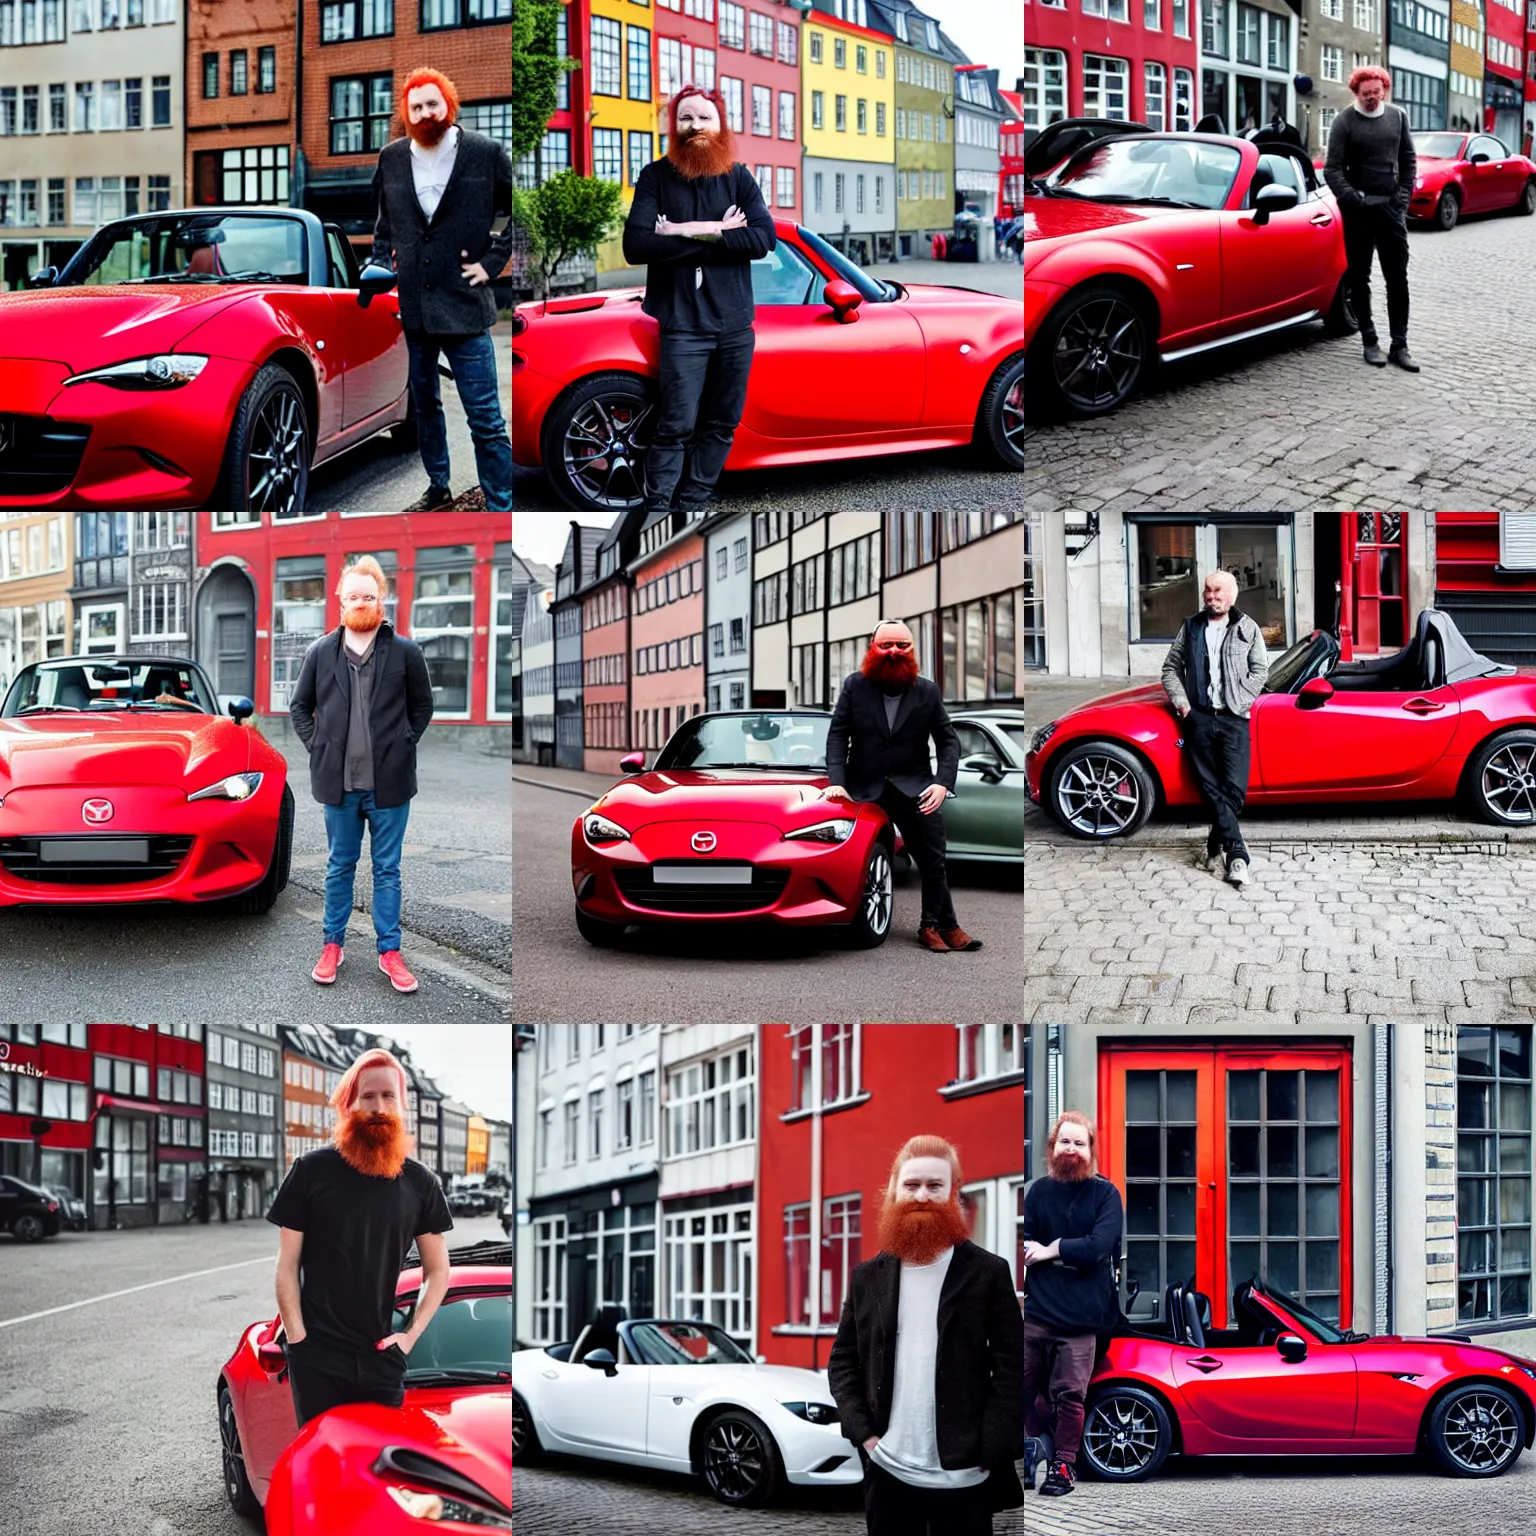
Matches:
[512,1392,544,1466]
[212,363,312,514]
[1322,275,1358,337]
[698,1409,783,1508]
[1434,187,1461,231]
[574,904,627,947]
[540,372,654,512]
[232,783,294,916]
[1078,1385,1173,1482]
[1464,730,1536,825]
[12,1212,46,1242]
[974,350,1026,469]
[1517,180,1536,217]
[219,1389,262,1516]
[843,837,894,949]
[1426,1383,1525,1477]
[1046,741,1157,840]
[1028,282,1153,418]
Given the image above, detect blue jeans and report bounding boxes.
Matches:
[321,791,411,953]
[405,328,512,512]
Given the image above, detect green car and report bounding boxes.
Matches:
[930,707,1026,862]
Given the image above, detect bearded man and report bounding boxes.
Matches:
[623,86,777,513]
[825,620,977,952]
[288,556,435,992]
[828,1135,1024,1536]
[267,1049,454,1427]
[1020,1112,1125,1498]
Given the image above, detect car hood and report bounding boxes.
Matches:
[0,713,244,786]
[646,1362,836,1398]
[0,285,254,371]
[1056,683,1171,720]
[897,282,1023,308]
[398,1385,515,1479]
[1367,1336,1536,1371]
[591,770,832,825]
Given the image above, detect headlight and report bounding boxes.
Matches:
[583,812,631,844]
[188,772,263,802]
[1030,721,1058,754]
[385,1485,513,1528]
[783,818,856,844]
[64,354,210,390]
[779,1400,840,1425]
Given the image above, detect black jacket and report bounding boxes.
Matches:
[622,158,776,332]
[1020,1175,1124,1334]
[287,623,435,808]
[827,1241,1024,1512]
[825,673,960,802]
[370,128,515,334]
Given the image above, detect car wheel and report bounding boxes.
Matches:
[512,1392,543,1465]
[12,1212,45,1242]
[1435,188,1461,231]
[1322,275,1358,337]
[574,904,627,947]
[1427,1383,1525,1477]
[219,1389,261,1516]
[844,838,894,949]
[1030,283,1151,418]
[540,372,653,512]
[232,784,294,916]
[1079,1385,1173,1482]
[699,1410,783,1508]
[212,363,311,514]
[974,350,1026,469]
[1046,741,1156,840]
[1518,179,1536,216]
[1465,731,1536,825]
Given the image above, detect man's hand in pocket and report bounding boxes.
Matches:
[376,1331,413,1355]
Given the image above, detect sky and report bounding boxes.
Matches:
[513,513,619,575]
[932,0,1024,90]
[369,1025,512,1123]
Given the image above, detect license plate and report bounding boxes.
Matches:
[652,864,752,885]
[38,839,149,864]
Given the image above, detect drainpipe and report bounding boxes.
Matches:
[1338,514,1356,662]
[809,1024,823,1372]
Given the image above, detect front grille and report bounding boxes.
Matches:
[615,864,791,914]
[0,835,194,884]
[0,417,91,496]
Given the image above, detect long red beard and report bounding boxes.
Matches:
[407,113,452,147]
[1049,1149,1092,1184]
[667,129,737,181]
[878,1195,971,1265]
[335,1110,410,1179]
[862,646,919,689]
[342,608,383,633]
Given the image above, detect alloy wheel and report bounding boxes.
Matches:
[1053,298,1143,410]
[1083,1395,1162,1475]
[999,375,1026,452]
[1442,1392,1521,1472]
[512,1397,530,1457]
[247,392,306,514]
[864,848,893,934]
[563,395,653,509]
[1481,742,1536,822]
[14,1214,43,1241]
[219,1395,245,1503]
[703,1418,765,1502]
[1056,754,1142,836]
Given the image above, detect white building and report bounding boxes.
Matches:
[703,510,752,714]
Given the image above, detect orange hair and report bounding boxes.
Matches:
[883,1134,964,1203]
[1048,1111,1097,1170]
[331,1047,409,1111]
[400,67,460,127]
[335,554,389,600]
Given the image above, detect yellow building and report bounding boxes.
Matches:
[589,0,661,273]
[1449,0,1485,134]
[467,1115,489,1175]
[0,514,72,697]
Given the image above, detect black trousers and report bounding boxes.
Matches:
[1342,201,1410,349]
[878,783,957,929]
[644,325,755,509]
[285,1338,406,1427]
[864,1460,993,1536]
[1182,709,1252,859]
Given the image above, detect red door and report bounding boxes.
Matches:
[1171,1342,1357,1440]
[1218,190,1336,330]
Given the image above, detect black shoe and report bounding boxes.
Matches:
[1362,342,1387,367]
[1389,346,1419,372]
[1039,1460,1076,1497]
[1023,1437,1043,1492]
[405,483,454,511]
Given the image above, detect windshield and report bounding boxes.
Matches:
[390,1290,512,1383]
[793,225,896,302]
[2,658,216,716]
[1256,1281,1347,1345]
[1412,132,1465,159]
[998,723,1029,759]
[59,213,308,287]
[655,713,829,771]
[1262,633,1332,695]
[1053,139,1241,211]
[629,1321,755,1365]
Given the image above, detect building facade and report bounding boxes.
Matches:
[69,511,194,663]
[0,1019,94,1200]
[440,1096,471,1177]
[953,63,1005,258]
[718,0,804,219]
[999,83,1023,214]
[703,508,752,714]
[1388,0,1452,127]
[1199,0,1296,130]
[518,581,554,764]
[553,520,600,769]
[1483,0,1523,140]
[1303,0,1385,155]
[0,512,71,696]
[587,0,659,273]
[888,0,955,259]
[205,1018,281,1222]
[279,1022,349,1169]
[1448,0,1484,133]
[580,510,642,776]
[629,509,707,752]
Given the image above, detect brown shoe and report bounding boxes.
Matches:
[939,926,983,951]
[918,926,951,952]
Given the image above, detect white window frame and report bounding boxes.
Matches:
[588,1086,604,1160]
[411,564,475,721]
[665,1202,755,1340]
[665,1040,755,1157]
[532,1214,567,1342]
[562,1097,579,1166]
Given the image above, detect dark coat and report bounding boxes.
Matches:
[827,1241,1025,1512]
[370,128,515,334]
[287,623,435,808]
[825,672,960,802]
[1020,1174,1125,1333]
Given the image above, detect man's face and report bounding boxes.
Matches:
[341,573,383,631]
[676,96,722,138]
[1355,78,1386,111]
[353,1066,402,1117]
[1049,1121,1093,1181]
[407,85,448,125]
[872,625,914,659]
[1203,576,1235,615]
[895,1155,952,1204]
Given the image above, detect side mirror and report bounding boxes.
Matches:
[619,752,645,774]
[29,265,58,289]
[582,1348,618,1377]
[357,261,398,308]
[960,753,1004,782]
[1297,676,1334,710]
[823,279,864,324]
[229,697,255,722]
[257,1341,287,1375]
[1275,1333,1308,1364]
[1251,182,1300,226]
[1470,151,1491,164]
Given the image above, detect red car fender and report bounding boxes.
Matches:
[1030,692,1201,810]
[1025,235,1172,346]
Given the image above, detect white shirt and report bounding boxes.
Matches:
[410,125,461,223]
[868,1247,990,1491]
[1205,613,1229,711]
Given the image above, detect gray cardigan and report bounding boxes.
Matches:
[370,128,515,334]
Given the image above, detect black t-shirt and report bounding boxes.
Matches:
[266,1147,454,1357]
[1021,1174,1124,1333]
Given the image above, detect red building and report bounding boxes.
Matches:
[1000,86,1024,215]
[1434,512,1536,664]
[1484,0,1526,144]
[715,0,804,218]
[629,510,707,752]
[0,1022,93,1202]
[755,1024,1026,1369]
[193,513,516,729]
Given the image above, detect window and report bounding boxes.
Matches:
[955,1024,1025,1085]
[821,1194,860,1322]
[719,75,743,133]
[1321,45,1342,82]
[615,1077,634,1149]
[778,90,794,139]
[412,552,475,713]
[822,1022,857,1104]
[592,127,622,183]
[1145,0,1160,25]
[628,131,653,189]
[74,80,94,131]
[835,93,846,131]
[668,1205,754,1339]
[591,15,621,95]
[627,25,650,100]
[834,36,845,67]
[857,98,866,133]
[784,1203,811,1323]
[749,9,772,54]
[563,1100,579,1165]
[719,0,743,48]
[808,27,821,62]
[1202,0,1227,55]
[666,1043,754,1156]
[258,46,275,92]
[752,83,770,135]
[329,74,391,154]
[638,1070,656,1143]
[123,76,140,128]
[151,75,169,127]
[99,79,120,130]
[49,83,66,133]
[588,1087,604,1159]
[1021,48,1068,131]
[941,591,1019,702]
[875,101,885,136]
[230,49,247,94]
[1144,61,1167,130]
[812,90,823,129]
[533,1215,566,1341]
[777,19,796,63]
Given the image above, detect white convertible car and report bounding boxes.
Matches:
[511,1309,863,1506]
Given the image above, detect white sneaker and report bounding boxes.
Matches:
[1226,856,1250,886]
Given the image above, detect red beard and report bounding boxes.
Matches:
[407,113,452,148]
[335,1110,410,1179]
[878,1194,971,1265]
[1049,1149,1092,1184]
[862,645,920,690]
[667,128,738,181]
[342,607,383,633]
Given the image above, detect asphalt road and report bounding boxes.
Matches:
[0,1211,511,1536]
[510,777,1021,1024]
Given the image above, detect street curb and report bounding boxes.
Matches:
[1026,834,1512,856]
[513,774,605,800]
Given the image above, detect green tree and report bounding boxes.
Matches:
[513,172,624,299]
[513,0,574,161]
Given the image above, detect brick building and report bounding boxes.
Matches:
[580,508,644,776]
[629,509,707,753]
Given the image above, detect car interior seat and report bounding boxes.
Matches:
[1423,632,1445,689]
[1164,1283,1184,1343]
[55,674,92,710]
[1182,1291,1208,1348]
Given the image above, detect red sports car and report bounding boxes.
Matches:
[570,709,895,947]
[218,1242,512,1534]
[1025,117,1353,418]
[1025,610,1536,838]
[1078,1276,1536,1480]
[1407,130,1536,230]
[0,207,415,511]
[511,219,1025,511]
[0,654,292,910]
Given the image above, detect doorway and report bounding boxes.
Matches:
[195,563,256,710]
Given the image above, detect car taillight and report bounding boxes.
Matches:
[46,1200,58,1211]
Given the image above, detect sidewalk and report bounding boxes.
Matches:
[512,764,621,800]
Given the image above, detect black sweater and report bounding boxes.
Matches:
[1323,103,1416,215]
[622,158,776,332]
[1021,1174,1124,1333]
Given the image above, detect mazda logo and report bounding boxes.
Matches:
[82,798,114,825]
[0,418,12,456]
[691,831,717,853]
[0,1043,9,1061]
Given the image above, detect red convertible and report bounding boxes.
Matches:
[0,207,415,511]
[1407,131,1536,230]
[218,1242,512,1533]
[1025,610,1536,837]
[1025,118,1353,417]
[1079,1276,1536,1481]
[511,219,1025,511]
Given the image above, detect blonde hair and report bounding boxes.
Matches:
[336,555,389,600]
[883,1134,964,1203]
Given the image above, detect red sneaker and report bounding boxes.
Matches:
[311,943,343,985]
[379,951,419,993]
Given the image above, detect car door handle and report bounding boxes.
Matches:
[541,1369,558,1378]
[1402,698,1446,714]
[1184,1356,1223,1373]
[1310,211,1333,225]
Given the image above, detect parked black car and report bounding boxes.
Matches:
[0,1175,62,1241]
[44,1185,88,1232]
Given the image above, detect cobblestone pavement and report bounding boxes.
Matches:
[1025,212,1536,514]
